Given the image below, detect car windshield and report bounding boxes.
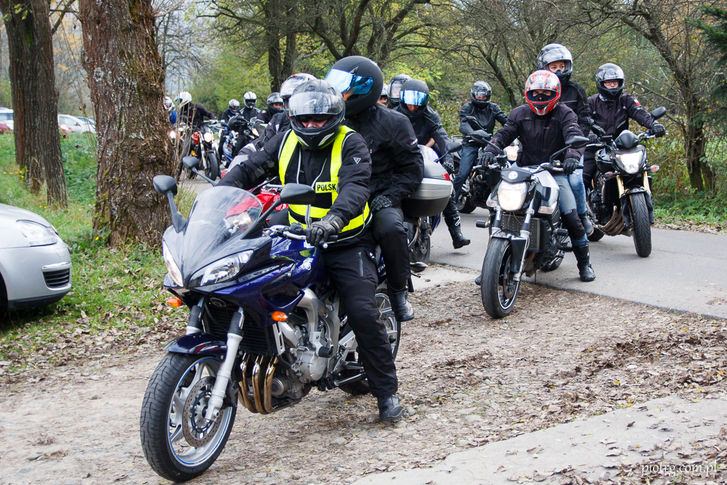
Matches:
[179,186,263,276]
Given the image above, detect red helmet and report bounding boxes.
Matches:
[524,70,561,116]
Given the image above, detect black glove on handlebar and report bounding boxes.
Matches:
[651,123,666,137]
[588,133,600,144]
[306,215,343,246]
[471,129,490,140]
[563,158,580,175]
[481,151,497,165]
[442,159,455,174]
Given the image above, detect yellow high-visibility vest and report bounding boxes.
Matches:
[278,125,370,235]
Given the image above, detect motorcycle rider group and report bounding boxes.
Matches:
[164,43,665,423]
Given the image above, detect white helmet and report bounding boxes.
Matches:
[163,96,173,111]
[229,99,241,112]
[176,91,192,107]
[243,91,257,108]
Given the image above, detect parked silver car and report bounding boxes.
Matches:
[0,204,71,311]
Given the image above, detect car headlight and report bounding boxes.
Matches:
[163,241,183,287]
[189,251,253,288]
[497,182,527,211]
[615,151,644,174]
[16,220,58,246]
[203,132,214,143]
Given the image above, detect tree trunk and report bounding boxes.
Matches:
[79,0,173,247]
[684,109,711,192]
[0,0,67,206]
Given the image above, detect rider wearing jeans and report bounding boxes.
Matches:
[483,70,596,282]
[218,79,404,422]
[455,81,507,202]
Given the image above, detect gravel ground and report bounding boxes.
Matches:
[1,278,725,484]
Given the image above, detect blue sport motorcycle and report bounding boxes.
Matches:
[140,176,400,482]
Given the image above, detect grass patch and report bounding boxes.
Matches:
[0,133,179,372]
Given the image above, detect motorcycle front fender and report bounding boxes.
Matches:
[490,233,528,275]
[166,333,227,357]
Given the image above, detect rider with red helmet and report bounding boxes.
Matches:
[483,70,596,282]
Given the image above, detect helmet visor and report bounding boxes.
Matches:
[325,69,374,96]
[526,90,557,103]
[401,90,428,107]
[288,91,344,117]
[472,88,489,100]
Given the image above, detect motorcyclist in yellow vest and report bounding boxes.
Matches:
[217,80,404,422]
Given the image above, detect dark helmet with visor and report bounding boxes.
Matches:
[524,70,561,116]
[400,78,430,118]
[325,56,383,116]
[288,79,345,149]
[266,92,284,114]
[471,81,492,107]
[595,63,625,99]
[388,74,411,107]
[536,43,573,83]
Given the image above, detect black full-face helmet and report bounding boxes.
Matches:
[387,73,411,108]
[595,63,625,99]
[536,43,574,83]
[470,81,492,107]
[325,56,384,116]
[399,78,430,118]
[288,79,345,149]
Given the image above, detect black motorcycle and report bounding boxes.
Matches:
[176,124,220,182]
[586,107,666,257]
[478,136,589,318]
[218,114,260,168]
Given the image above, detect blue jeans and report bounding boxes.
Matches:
[454,144,479,198]
[569,168,587,216]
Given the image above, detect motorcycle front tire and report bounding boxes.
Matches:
[630,192,652,257]
[206,152,220,181]
[480,237,521,319]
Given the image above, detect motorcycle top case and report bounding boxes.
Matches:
[402,146,454,218]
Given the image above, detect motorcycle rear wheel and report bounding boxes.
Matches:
[481,238,520,319]
[630,193,652,257]
[140,354,236,482]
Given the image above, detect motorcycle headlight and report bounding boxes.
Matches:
[168,129,177,140]
[203,132,214,143]
[16,220,59,246]
[615,151,644,174]
[189,251,253,288]
[163,241,183,287]
[497,182,527,211]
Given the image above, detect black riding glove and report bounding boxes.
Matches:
[588,133,600,144]
[442,159,455,174]
[306,214,343,246]
[563,158,580,175]
[370,194,393,213]
[651,123,666,137]
[481,151,497,165]
[471,129,490,141]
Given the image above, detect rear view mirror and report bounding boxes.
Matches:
[280,183,316,204]
[650,106,667,120]
[153,175,177,195]
[182,156,200,170]
[566,136,589,148]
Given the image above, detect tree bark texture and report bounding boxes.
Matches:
[0,0,67,206]
[79,0,173,246]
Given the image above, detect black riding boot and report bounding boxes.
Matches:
[389,288,414,322]
[573,245,596,282]
[443,199,470,249]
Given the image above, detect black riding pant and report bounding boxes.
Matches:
[322,236,398,398]
[582,147,597,190]
[371,206,410,292]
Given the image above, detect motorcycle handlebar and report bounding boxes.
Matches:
[267,225,338,249]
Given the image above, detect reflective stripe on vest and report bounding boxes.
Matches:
[278,126,370,233]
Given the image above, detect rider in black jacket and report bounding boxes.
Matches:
[483,70,596,282]
[325,56,423,323]
[583,63,665,190]
[455,81,508,202]
[397,78,470,248]
[536,43,592,235]
[221,99,241,123]
[258,92,284,123]
[218,80,403,422]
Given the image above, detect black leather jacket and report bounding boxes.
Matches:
[397,105,451,161]
[560,80,591,135]
[485,104,584,166]
[588,93,656,138]
[459,101,507,140]
[345,104,423,206]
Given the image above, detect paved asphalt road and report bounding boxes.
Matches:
[431,208,727,319]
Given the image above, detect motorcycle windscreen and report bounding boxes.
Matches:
[180,186,263,277]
